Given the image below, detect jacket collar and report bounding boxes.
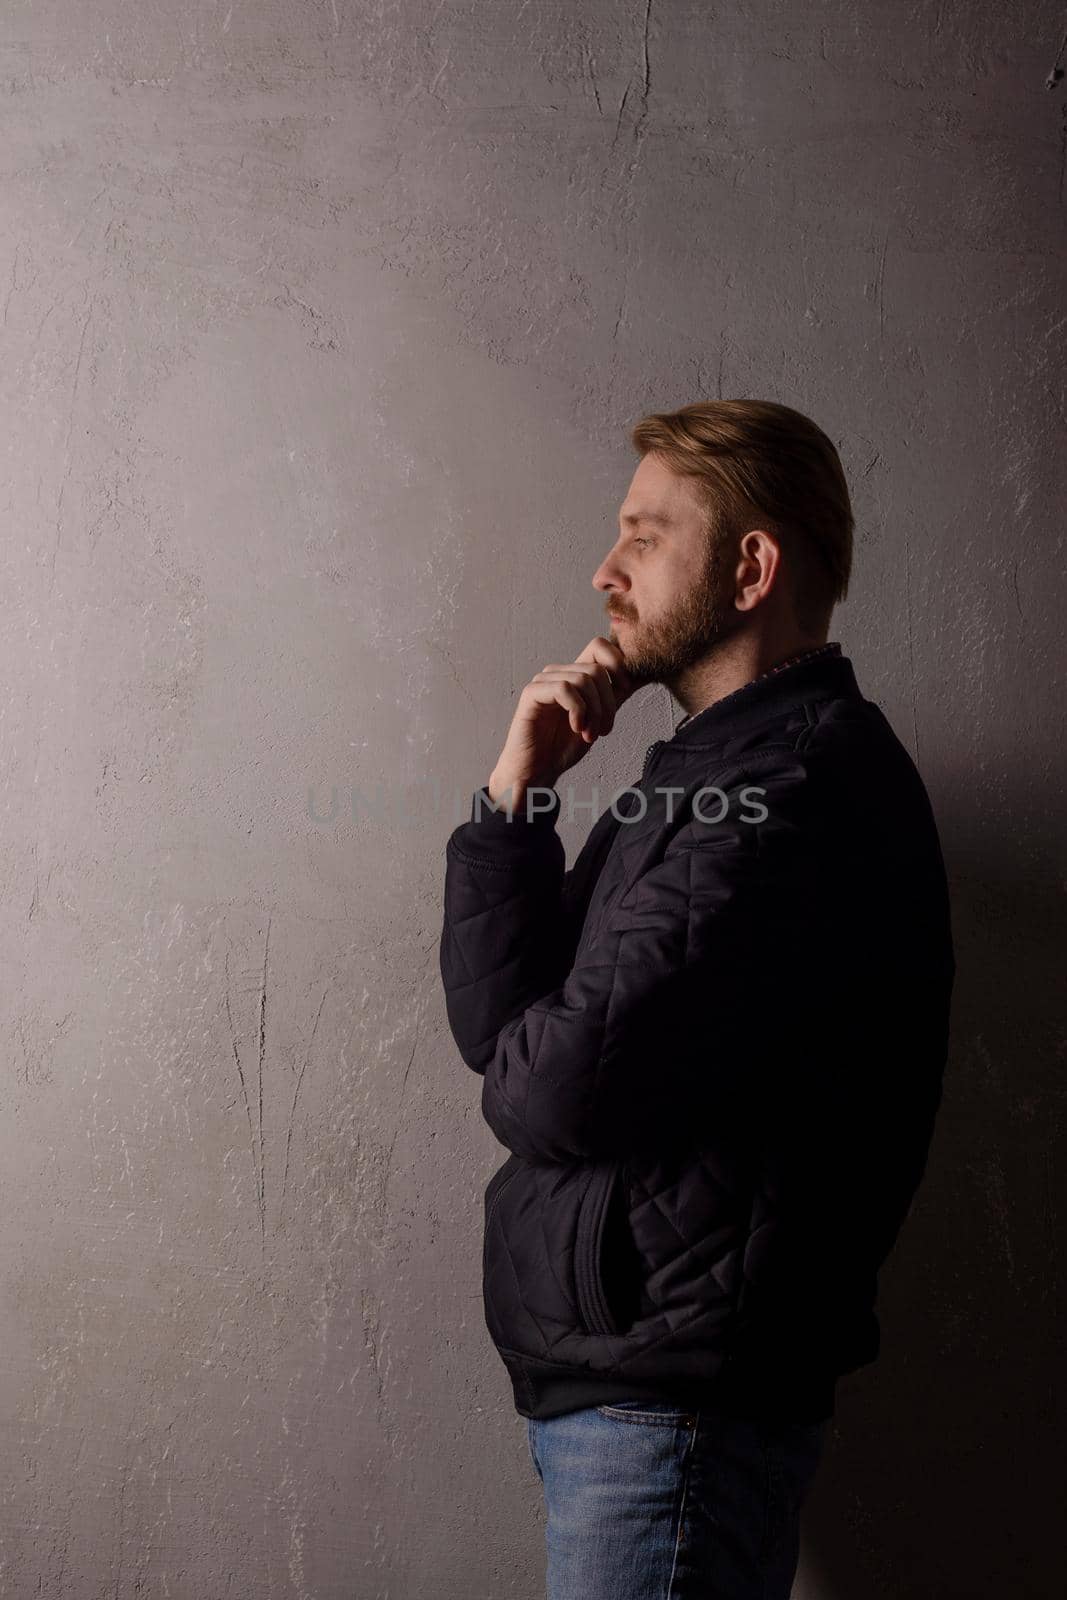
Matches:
[662,643,863,755]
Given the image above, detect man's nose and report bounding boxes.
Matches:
[592,553,629,593]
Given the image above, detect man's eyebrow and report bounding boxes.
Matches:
[619,510,673,526]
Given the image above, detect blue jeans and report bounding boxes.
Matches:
[526,1399,828,1599]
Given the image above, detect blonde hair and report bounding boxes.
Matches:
[630,399,854,636]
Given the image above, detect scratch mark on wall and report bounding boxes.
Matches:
[611,79,631,153]
[584,44,603,115]
[428,49,451,103]
[1045,26,1066,88]
[28,840,40,921]
[641,0,654,106]
[875,228,889,345]
[360,1283,387,1407]
[256,914,273,1244]
[384,1017,422,1182]
[224,948,261,1228]
[272,282,340,353]
[3,245,21,330]
[65,187,107,254]
[608,4,655,371]
[381,946,438,1193]
[280,984,331,1216]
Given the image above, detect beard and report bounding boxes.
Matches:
[608,533,739,691]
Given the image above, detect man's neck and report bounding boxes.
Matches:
[670,632,830,720]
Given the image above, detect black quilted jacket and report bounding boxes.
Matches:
[438,650,955,1422]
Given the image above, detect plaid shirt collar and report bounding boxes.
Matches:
[674,641,843,733]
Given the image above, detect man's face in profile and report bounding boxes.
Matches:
[592,453,741,692]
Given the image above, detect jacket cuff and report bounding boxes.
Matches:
[466,785,561,830]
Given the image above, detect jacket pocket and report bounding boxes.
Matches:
[482,1158,640,1357]
[481,1156,523,1349]
[484,1154,521,1231]
[574,1160,637,1336]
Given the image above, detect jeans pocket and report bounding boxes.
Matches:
[595,1399,696,1426]
[526,1417,544,1482]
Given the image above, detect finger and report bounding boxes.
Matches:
[545,666,607,729]
[558,657,621,730]
[530,675,597,738]
[527,678,594,737]
[568,662,618,730]
[555,681,593,737]
[533,668,604,733]
[576,635,637,700]
[591,663,618,729]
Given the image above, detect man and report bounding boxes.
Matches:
[438,399,955,1598]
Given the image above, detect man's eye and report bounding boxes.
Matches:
[633,536,653,548]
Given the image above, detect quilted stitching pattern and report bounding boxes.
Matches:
[472,761,811,1167]
[440,659,956,1407]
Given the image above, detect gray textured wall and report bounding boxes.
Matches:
[1,3,1063,1596]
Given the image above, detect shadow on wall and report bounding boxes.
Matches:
[797,829,1064,1598]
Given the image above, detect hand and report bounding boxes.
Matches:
[487,636,638,808]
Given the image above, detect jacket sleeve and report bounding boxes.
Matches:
[439,785,597,1074]
[440,756,817,1165]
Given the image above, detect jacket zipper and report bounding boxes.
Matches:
[570,744,658,1334]
[574,1160,622,1335]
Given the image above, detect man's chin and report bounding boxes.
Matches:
[616,651,657,690]
[609,627,667,689]
[609,631,640,674]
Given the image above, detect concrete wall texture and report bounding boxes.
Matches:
[0,2,1062,1596]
